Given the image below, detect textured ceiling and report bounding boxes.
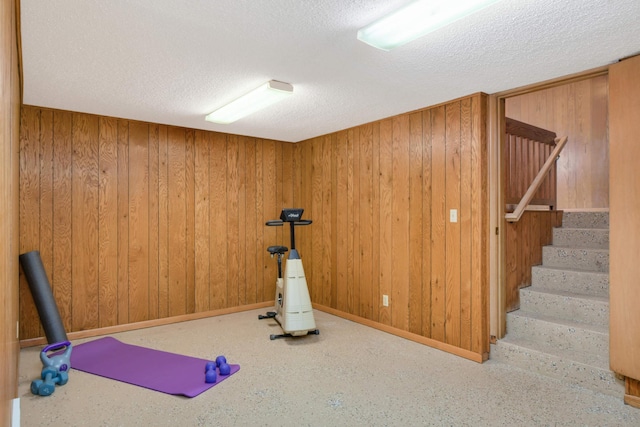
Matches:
[20,0,640,142]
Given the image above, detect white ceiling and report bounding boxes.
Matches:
[20,0,640,143]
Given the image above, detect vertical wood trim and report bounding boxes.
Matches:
[116,120,129,324]
[254,139,264,302]
[346,130,356,314]
[471,94,489,356]
[371,123,381,322]
[459,98,473,350]
[488,94,504,340]
[210,133,228,309]
[262,139,276,302]
[330,134,339,310]
[336,131,349,312]
[430,106,447,342]
[378,120,393,325]
[408,112,424,335]
[352,131,360,315]
[19,106,41,338]
[391,114,410,331]
[281,141,293,206]
[322,136,333,307]
[128,122,150,322]
[71,113,100,331]
[168,127,187,316]
[297,142,312,291]
[421,110,433,338]
[98,116,118,327]
[226,135,240,308]
[157,125,169,318]
[359,124,373,319]
[52,111,73,333]
[2,0,21,413]
[39,110,54,327]
[445,102,462,346]
[245,138,258,304]
[236,137,247,305]
[185,129,196,313]
[505,219,518,311]
[194,131,211,312]
[148,125,160,320]
[311,138,323,303]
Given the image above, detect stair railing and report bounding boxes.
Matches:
[503,118,568,223]
[505,135,568,222]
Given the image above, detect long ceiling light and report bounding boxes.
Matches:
[205,80,293,124]
[357,0,501,51]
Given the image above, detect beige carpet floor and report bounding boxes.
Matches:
[18,308,640,426]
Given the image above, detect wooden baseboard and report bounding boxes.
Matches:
[625,377,640,409]
[625,394,640,409]
[22,302,487,365]
[20,301,274,348]
[313,303,484,363]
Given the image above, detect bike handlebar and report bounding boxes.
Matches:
[265,220,312,227]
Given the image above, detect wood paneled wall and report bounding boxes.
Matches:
[293,94,489,359]
[19,106,290,339]
[505,210,563,312]
[505,75,609,209]
[1,0,21,422]
[19,93,490,361]
[609,54,640,406]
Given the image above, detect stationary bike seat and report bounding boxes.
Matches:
[267,246,288,255]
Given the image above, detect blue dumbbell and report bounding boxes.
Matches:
[31,367,63,396]
[31,341,73,396]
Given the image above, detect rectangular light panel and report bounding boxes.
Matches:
[205,80,293,124]
[357,0,502,51]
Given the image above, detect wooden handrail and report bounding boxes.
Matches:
[506,118,557,145]
[505,136,568,222]
[504,118,558,207]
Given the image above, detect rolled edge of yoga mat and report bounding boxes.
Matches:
[19,250,68,344]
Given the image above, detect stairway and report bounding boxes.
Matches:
[491,211,623,397]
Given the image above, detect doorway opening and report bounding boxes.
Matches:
[488,66,610,340]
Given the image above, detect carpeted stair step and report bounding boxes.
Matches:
[561,211,609,229]
[489,340,622,397]
[519,287,609,328]
[505,310,609,366]
[531,266,609,298]
[542,246,609,272]
[494,211,618,397]
[552,227,609,249]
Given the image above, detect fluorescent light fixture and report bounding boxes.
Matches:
[357,0,501,51]
[205,80,293,124]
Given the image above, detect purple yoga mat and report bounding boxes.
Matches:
[70,337,240,397]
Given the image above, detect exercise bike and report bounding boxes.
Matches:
[259,208,319,340]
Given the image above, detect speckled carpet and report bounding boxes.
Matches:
[18,308,640,426]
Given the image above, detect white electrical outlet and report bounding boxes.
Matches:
[450,209,458,223]
[382,295,389,307]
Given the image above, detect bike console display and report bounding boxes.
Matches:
[280,208,304,222]
[265,209,312,252]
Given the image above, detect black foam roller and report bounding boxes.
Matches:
[19,250,68,344]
